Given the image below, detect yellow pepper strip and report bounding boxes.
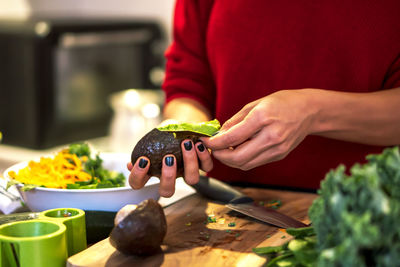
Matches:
[8,151,92,189]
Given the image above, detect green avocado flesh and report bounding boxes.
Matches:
[131,119,220,177]
[156,119,221,137]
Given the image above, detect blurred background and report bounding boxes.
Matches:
[0,0,176,172]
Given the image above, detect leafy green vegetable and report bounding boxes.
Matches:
[285,227,315,239]
[253,146,400,267]
[157,119,221,137]
[308,146,400,267]
[68,142,91,157]
[6,143,125,191]
[66,144,126,189]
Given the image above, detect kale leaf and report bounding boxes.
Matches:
[309,146,400,267]
[254,146,400,267]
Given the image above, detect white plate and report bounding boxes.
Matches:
[3,153,160,212]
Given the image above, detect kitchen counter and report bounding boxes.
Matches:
[67,187,318,267]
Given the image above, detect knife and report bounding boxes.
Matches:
[191,176,308,229]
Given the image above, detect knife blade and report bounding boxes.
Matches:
[191,176,308,228]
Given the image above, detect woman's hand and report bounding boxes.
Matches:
[202,89,318,170]
[127,140,213,197]
[127,97,214,198]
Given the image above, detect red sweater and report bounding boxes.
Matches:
[162,0,400,189]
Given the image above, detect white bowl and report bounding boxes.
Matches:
[3,153,160,212]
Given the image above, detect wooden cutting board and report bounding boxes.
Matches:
[67,188,317,267]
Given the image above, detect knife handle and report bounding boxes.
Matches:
[191,176,253,204]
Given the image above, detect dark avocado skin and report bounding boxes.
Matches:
[131,128,198,177]
[109,199,167,256]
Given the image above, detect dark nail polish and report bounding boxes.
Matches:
[212,131,220,136]
[197,143,205,152]
[165,156,174,166]
[184,141,192,151]
[138,158,148,168]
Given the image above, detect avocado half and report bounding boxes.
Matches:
[131,119,220,177]
[109,199,167,256]
[131,128,187,177]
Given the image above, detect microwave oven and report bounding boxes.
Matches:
[0,18,166,149]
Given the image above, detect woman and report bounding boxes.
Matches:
[129,0,400,197]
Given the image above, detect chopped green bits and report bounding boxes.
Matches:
[207,216,217,223]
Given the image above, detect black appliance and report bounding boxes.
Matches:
[0,18,165,149]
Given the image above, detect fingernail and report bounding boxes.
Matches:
[197,143,205,152]
[184,141,192,151]
[212,131,220,136]
[165,156,174,166]
[138,158,148,168]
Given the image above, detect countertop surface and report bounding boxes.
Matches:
[67,187,318,267]
[0,139,318,266]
